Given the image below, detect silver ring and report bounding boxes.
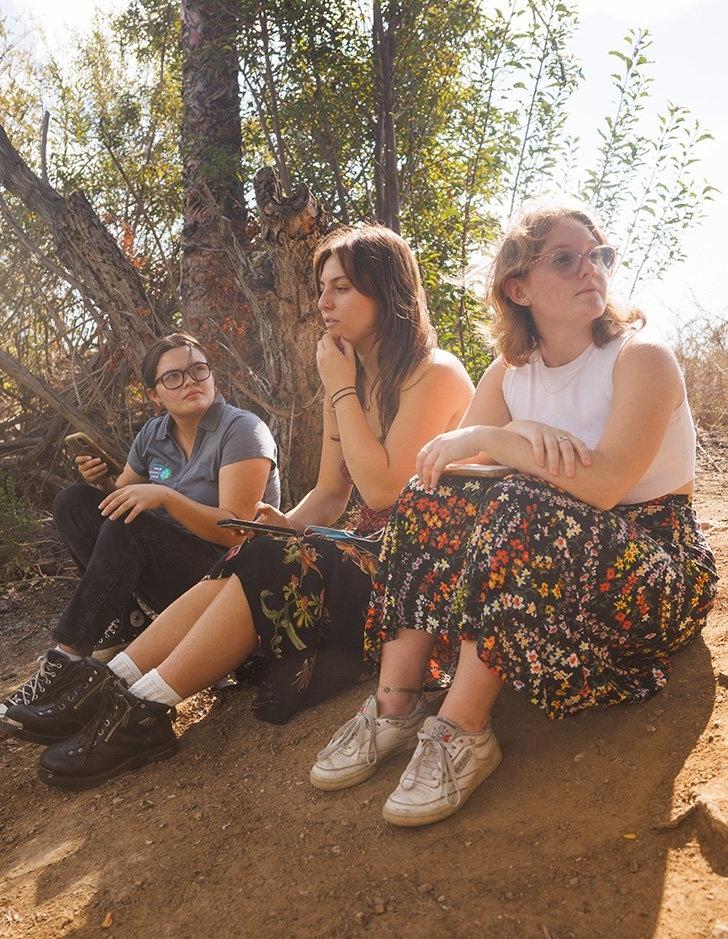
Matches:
[556,434,568,442]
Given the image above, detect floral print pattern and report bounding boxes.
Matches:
[365,474,717,719]
[207,532,377,724]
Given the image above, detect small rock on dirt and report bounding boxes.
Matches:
[712,922,728,939]
[355,911,369,926]
[628,860,639,873]
[373,897,386,914]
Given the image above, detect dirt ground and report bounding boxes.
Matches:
[1,453,727,939]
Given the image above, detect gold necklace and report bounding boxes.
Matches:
[536,344,596,396]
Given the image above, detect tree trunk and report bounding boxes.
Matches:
[372,0,401,232]
[210,167,328,506]
[0,124,157,367]
[180,0,250,338]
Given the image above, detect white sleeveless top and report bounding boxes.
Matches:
[502,333,695,504]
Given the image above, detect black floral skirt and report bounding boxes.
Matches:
[364,475,718,718]
[206,534,378,723]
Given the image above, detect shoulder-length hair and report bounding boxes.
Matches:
[486,197,645,367]
[140,332,211,389]
[314,225,436,438]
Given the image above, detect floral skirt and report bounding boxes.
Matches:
[365,475,718,719]
[206,534,378,724]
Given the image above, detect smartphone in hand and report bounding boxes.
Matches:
[63,432,123,476]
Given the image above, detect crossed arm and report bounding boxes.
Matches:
[417,339,687,510]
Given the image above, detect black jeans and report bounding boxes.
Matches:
[51,483,224,655]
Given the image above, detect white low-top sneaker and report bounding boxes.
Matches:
[310,694,428,791]
[382,715,502,826]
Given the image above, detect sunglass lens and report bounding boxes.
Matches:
[550,250,581,276]
[592,246,616,270]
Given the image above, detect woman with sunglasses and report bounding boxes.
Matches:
[0,332,279,721]
[311,197,718,827]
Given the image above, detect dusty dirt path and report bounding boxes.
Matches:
[1,460,727,939]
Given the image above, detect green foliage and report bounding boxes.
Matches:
[0,0,716,394]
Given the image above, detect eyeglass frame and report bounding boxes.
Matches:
[154,361,213,391]
[528,244,617,278]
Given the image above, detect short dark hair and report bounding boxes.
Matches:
[140,332,211,389]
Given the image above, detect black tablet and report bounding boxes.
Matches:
[216,519,297,536]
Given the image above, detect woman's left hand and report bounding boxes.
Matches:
[416,427,486,489]
[316,335,358,397]
[99,484,169,524]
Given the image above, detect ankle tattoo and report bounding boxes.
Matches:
[378,685,421,696]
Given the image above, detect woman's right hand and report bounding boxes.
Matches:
[506,420,591,477]
[76,455,110,485]
[254,502,297,529]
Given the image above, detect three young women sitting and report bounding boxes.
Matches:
[0,332,279,722]
[310,198,717,826]
[0,225,473,789]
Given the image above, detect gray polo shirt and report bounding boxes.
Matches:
[127,395,280,529]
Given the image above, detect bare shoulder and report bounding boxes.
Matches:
[404,348,474,395]
[614,333,684,403]
[616,333,682,376]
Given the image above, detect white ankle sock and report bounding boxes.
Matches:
[108,652,143,685]
[129,669,183,706]
[54,644,83,662]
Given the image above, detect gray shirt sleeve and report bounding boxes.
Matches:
[219,412,278,468]
[126,421,155,476]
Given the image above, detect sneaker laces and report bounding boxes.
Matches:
[101,618,121,641]
[401,728,462,808]
[6,654,63,707]
[318,708,379,766]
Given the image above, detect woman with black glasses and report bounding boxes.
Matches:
[0,332,279,724]
[311,197,718,827]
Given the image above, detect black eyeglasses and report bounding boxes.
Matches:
[154,362,212,390]
[530,244,617,278]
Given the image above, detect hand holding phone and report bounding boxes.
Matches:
[76,455,112,485]
[64,433,123,477]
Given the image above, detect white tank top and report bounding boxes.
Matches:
[502,333,695,504]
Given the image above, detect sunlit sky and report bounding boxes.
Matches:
[2,0,726,335]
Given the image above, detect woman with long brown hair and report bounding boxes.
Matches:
[311,197,717,827]
[8,224,474,790]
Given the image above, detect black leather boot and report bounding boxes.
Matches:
[38,679,177,790]
[0,654,113,745]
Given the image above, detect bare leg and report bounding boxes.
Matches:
[376,628,435,717]
[155,575,257,698]
[437,639,503,732]
[124,579,229,674]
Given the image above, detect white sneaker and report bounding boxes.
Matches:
[310,694,428,791]
[382,715,502,827]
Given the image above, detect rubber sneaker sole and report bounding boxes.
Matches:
[0,714,76,746]
[382,738,503,827]
[37,741,178,791]
[309,736,417,791]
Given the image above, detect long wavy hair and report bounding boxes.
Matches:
[314,225,436,437]
[487,197,645,367]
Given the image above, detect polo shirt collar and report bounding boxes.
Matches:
[154,394,226,439]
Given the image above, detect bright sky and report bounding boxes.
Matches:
[2,0,726,334]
